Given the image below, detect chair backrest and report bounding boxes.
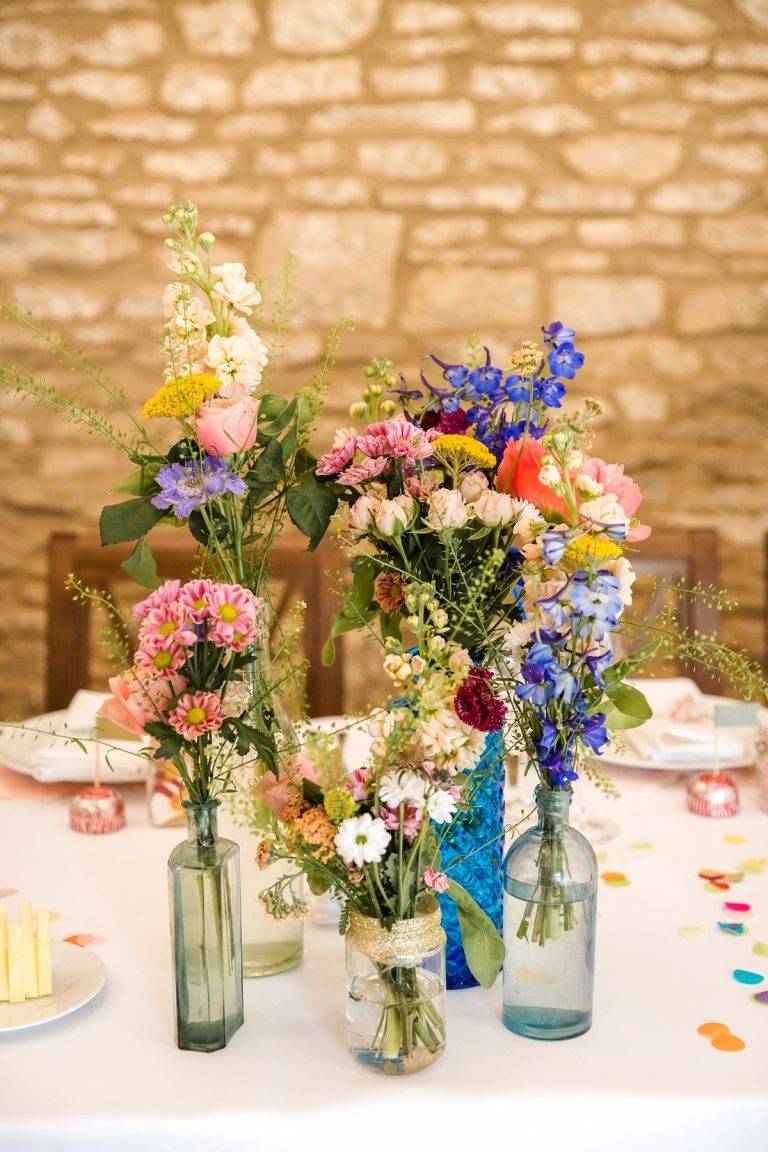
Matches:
[46,531,345,717]
[624,527,721,692]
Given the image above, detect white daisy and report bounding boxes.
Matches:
[334,814,390,868]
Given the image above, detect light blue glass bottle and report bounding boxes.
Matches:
[502,785,597,1040]
[168,800,244,1052]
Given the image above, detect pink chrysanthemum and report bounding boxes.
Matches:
[138,603,197,647]
[316,436,357,477]
[337,456,390,486]
[454,668,507,733]
[204,583,261,650]
[134,634,188,679]
[178,578,216,623]
[133,579,181,621]
[168,690,224,739]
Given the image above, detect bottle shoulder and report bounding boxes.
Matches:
[168,837,240,870]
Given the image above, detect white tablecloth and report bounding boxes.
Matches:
[1,772,767,1152]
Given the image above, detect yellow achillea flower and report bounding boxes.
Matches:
[323,787,356,824]
[431,433,496,471]
[564,536,623,569]
[142,373,220,420]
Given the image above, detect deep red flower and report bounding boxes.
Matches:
[454,668,506,733]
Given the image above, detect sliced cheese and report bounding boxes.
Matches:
[36,912,52,997]
[19,901,38,999]
[7,923,24,1004]
[0,905,8,1002]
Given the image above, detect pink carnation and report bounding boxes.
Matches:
[98,667,184,737]
[337,456,390,486]
[316,436,357,477]
[349,767,371,802]
[133,580,181,621]
[358,417,435,467]
[423,868,449,894]
[168,691,224,739]
[178,579,216,624]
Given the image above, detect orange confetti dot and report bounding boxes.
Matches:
[697,1021,730,1038]
[63,933,108,948]
[601,871,630,887]
[704,882,730,894]
[711,1033,746,1052]
[698,869,724,880]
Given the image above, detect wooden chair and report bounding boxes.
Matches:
[623,527,721,692]
[47,531,345,717]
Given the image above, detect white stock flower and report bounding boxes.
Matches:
[538,463,562,491]
[368,710,395,740]
[510,498,542,545]
[426,788,457,824]
[458,470,489,503]
[575,473,603,499]
[501,619,536,652]
[416,708,484,773]
[425,488,468,531]
[448,646,472,677]
[383,652,413,684]
[474,490,514,527]
[580,493,629,534]
[378,770,427,810]
[211,262,262,315]
[335,814,390,868]
[604,556,636,606]
[206,328,269,398]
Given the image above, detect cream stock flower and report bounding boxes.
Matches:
[425,488,468,531]
[206,327,269,398]
[210,262,261,315]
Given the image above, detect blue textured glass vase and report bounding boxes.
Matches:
[438,728,505,989]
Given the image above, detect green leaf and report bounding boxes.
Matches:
[188,506,229,547]
[447,879,505,988]
[305,864,330,897]
[286,474,338,550]
[258,393,289,423]
[245,438,285,489]
[302,778,324,807]
[603,683,653,731]
[603,641,661,688]
[99,497,165,546]
[113,469,145,496]
[143,721,182,761]
[121,537,161,589]
[261,396,296,439]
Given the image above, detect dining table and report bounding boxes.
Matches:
[1,744,767,1152]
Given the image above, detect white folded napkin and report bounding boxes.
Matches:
[29,691,146,783]
[623,679,748,765]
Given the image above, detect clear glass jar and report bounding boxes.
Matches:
[167,801,244,1052]
[502,785,597,1041]
[345,899,446,1075]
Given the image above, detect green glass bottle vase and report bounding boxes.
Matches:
[168,800,244,1052]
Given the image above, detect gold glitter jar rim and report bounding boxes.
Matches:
[347,898,445,965]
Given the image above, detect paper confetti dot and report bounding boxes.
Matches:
[724,872,744,884]
[63,933,108,948]
[0,888,18,899]
[630,841,654,851]
[678,926,705,939]
[601,871,630,887]
[699,869,725,880]
[733,969,764,986]
[723,834,746,845]
[697,1021,730,1038]
[705,881,730,894]
[752,990,768,1005]
[740,859,766,875]
[711,1033,746,1052]
[718,922,748,936]
[724,902,750,913]
[752,942,768,959]
[596,851,608,864]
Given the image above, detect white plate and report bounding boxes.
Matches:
[0,941,106,1032]
[0,710,147,784]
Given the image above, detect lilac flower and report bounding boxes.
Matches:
[548,342,585,380]
[151,456,245,519]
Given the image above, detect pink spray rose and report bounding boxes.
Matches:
[195,396,259,456]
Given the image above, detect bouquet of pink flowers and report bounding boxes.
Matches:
[99,578,273,804]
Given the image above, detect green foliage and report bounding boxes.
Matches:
[287,473,338,550]
[143,722,183,761]
[121,537,161,589]
[603,682,653,731]
[321,559,376,665]
[100,497,166,546]
[447,878,505,988]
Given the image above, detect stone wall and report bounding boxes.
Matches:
[1,0,767,716]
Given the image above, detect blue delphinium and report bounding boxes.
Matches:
[547,341,585,380]
[152,456,245,519]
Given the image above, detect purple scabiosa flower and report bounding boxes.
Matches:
[151,456,246,519]
[548,342,585,380]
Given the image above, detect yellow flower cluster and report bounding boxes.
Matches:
[564,536,623,569]
[323,787,356,824]
[508,341,543,376]
[431,434,497,471]
[142,373,220,420]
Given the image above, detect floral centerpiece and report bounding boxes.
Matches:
[252,591,505,1072]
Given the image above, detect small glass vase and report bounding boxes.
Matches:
[345,898,446,1075]
[502,785,597,1041]
[168,800,244,1052]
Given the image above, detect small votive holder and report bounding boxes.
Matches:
[70,786,126,834]
[687,771,740,819]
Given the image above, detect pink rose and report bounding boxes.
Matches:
[195,396,259,456]
[579,456,651,541]
[256,752,319,819]
[98,667,182,737]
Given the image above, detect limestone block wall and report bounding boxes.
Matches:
[0,0,766,715]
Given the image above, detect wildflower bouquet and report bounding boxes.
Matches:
[99,578,271,804]
[255,591,505,1070]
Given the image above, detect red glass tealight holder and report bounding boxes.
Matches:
[687,771,740,818]
[69,786,126,834]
